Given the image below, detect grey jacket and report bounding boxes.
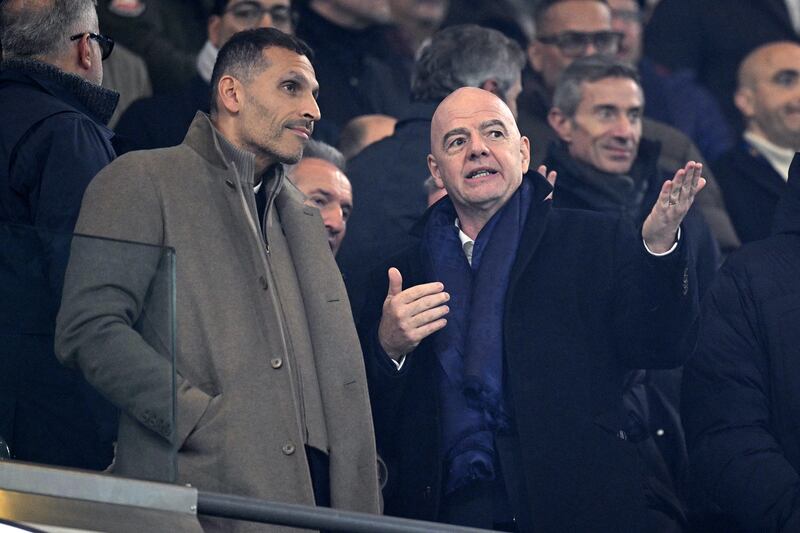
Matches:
[56,113,382,529]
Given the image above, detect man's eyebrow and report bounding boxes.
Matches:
[306,188,332,198]
[479,119,508,131]
[285,70,320,95]
[442,127,470,149]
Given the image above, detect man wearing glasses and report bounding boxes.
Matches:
[0,0,118,470]
[518,0,739,254]
[115,0,291,154]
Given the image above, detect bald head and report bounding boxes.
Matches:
[428,87,530,237]
[431,87,522,154]
[735,41,800,149]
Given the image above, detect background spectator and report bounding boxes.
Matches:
[713,41,800,243]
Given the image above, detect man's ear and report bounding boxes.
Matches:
[548,108,573,143]
[734,87,755,119]
[217,75,243,114]
[520,135,531,173]
[76,34,93,71]
[479,79,501,98]
[428,154,445,188]
[208,15,222,48]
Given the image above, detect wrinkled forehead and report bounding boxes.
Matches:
[430,88,518,149]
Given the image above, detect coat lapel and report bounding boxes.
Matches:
[274,183,383,514]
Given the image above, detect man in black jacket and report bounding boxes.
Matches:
[359,86,703,531]
[682,154,800,532]
[544,55,722,529]
[0,0,118,469]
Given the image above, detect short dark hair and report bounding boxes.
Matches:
[533,0,609,35]
[552,54,641,118]
[412,24,525,104]
[209,27,313,113]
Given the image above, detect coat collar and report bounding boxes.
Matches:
[0,58,119,125]
[183,112,285,193]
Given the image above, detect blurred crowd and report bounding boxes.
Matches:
[2,0,800,532]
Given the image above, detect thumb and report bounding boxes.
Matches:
[387,267,403,297]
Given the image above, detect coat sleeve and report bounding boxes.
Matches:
[611,216,698,369]
[55,160,213,448]
[682,266,800,532]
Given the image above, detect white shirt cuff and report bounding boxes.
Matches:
[643,226,681,256]
[390,354,407,370]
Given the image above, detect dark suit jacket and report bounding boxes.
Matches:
[712,141,788,244]
[359,173,698,532]
[682,154,800,533]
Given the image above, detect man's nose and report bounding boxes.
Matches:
[256,13,274,29]
[303,94,321,122]
[324,206,345,235]
[468,136,489,158]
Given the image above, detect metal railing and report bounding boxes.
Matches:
[197,490,494,533]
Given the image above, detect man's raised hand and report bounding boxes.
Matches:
[642,161,706,253]
[377,267,449,361]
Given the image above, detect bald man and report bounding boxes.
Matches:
[359,87,703,532]
[713,41,800,243]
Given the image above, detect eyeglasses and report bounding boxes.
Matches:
[70,32,115,60]
[536,31,623,58]
[225,1,292,29]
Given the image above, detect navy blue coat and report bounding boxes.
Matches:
[0,62,116,230]
[682,154,800,532]
[0,60,117,470]
[359,173,698,532]
[712,141,787,244]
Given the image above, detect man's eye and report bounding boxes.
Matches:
[775,70,799,87]
[448,138,465,149]
[488,130,504,139]
[282,82,298,93]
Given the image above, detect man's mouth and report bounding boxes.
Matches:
[465,167,499,179]
[286,121,314,139]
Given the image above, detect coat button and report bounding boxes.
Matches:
[282,442,296,455]
[270,358,283,369]
[259,275,268,290]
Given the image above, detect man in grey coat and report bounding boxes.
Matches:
[55,28,382,530]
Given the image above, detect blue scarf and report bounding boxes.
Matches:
[421,180,532,494]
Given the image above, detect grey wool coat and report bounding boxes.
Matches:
[55,113,382,530]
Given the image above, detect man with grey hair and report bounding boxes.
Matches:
[0,0,118,470]
[544,55,721,529]
[337,24,526,319]
[287,139,353,255]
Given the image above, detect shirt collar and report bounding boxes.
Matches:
[744,130,796,181]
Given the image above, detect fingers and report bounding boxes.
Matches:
[658,179,673,208]
[387,267,403,297]
[666,162,704,207]
[537,165,558,188]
